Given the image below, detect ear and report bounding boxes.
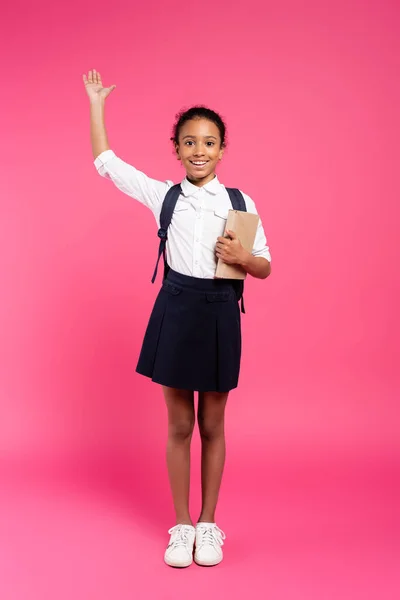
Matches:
[218,145,225,161]
[174,143,181,161]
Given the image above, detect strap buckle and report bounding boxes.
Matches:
[157,228,168,240]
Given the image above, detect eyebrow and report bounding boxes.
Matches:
[182,135,217,140]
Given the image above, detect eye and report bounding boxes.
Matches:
[185,140,195,146]
[206,141,215,146]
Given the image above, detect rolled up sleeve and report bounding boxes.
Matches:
[242,192,272,262]
[252,219,272,262]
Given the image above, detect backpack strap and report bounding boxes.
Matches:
[225,187,247,212]
[151,184,182,284]
[225,188,247,314]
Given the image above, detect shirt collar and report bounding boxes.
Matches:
[180,174,222,197]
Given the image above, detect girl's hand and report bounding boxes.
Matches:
[215,229,249,265]
[83,69,116,103]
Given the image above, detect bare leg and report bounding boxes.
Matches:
[197,391,229,523]
[162,385,195,526]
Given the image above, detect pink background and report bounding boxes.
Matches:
[1,0,399,598]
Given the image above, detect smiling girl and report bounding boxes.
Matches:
[83,69,271,568]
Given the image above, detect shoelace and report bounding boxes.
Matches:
[196,524,226,549]
[167,524,193,548]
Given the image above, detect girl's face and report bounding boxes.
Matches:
[175,118,224,186]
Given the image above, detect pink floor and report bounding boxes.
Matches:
[0,451,398,600]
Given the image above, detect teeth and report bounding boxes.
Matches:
[192,161,207,165]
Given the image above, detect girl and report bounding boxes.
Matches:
[83,69,271,568]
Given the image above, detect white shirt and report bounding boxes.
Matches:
[94,150,272,278]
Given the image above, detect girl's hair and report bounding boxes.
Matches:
[170,106,227,148]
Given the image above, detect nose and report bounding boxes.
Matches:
[193,143,206,157]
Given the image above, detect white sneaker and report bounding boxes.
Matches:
[164,524,195,568]
[194,522,226,566]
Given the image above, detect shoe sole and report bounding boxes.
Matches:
[194,555,222,567]
[164,556,193,568]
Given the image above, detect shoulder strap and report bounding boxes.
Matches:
[159,183,183,231]
[225,188,247,314]
[151,184,182,283]
[225,188,247,212]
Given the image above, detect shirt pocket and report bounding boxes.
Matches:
[174,200,190,212]
[213,208,229,239]
[214,207,229,220]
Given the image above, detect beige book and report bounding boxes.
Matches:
[215,210,260,280]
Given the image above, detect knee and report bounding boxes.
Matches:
[169,418,195,442]
[197,416,224,442]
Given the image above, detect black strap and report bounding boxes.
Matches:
[226,188,247,313]
[226,188,246,211]
[151,184,247,313]
[151,184,182,283]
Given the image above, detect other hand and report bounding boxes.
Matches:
[215,229,248,265]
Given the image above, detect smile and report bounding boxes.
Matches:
[190,160,209,168]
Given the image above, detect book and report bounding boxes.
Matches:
[215,210,260,279]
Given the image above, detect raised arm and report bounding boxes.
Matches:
[82,69,169,214]
[83,69,116,159]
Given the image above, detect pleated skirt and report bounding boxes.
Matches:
[136,269,242,392]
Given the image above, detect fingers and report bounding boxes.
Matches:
[215,232,241,264]
[217,236,231,245]
[83,69,101,84]
[216,251,231,263]
[83,70,93,83]
[93,69,101,84]
[215,242,229,261]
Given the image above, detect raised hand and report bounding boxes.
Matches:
[83,69,116,103]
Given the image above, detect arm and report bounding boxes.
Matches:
[215,192,272,279]
[83,69,116,159]
[90,99,110,159]
[83,69,168,213]
[238,252,271,279]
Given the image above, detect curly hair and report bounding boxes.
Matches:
[170,105,227,148]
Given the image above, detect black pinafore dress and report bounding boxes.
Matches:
[135,184,246,393]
